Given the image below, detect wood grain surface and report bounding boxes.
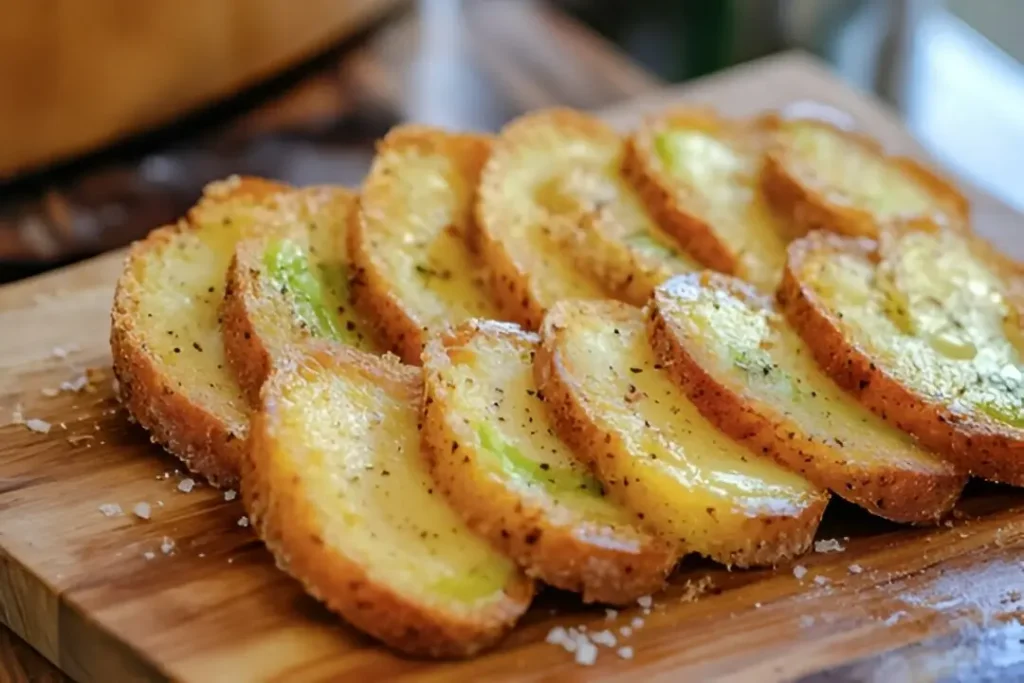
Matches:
[1,53,1023,683]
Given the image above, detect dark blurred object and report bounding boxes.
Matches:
[0,0,404,179]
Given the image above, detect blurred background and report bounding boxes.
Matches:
[1,0,1022,283]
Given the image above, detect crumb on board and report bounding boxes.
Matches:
[143,551,156,561]
[133,502,151,520]
[792,565,808,580]
[177,478,196,493]
[814,538,845,553]
[679,576,714,603]
[224,489,238,502]
[98,503,123,517]
[238,516,250,528]
[25,418,51,434]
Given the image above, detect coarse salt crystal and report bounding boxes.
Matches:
[238,516,250,528]
[631,617,644,629]
[619,626,632,637]
[814,575,830,586]
[574,639,598,666]
[98,503,122,517]
[177,478,195,493]
[848,564,864,574]
[590,630,617,647]
[546,626,568,646]
[814,538,845,553]
[160,537,175,555]
[224,489,238,501]
[617,646,634,660]
[605,608,618,620]
[60,375,89,393]
[637,595,653,609]
[792,565,808,579]
[143,551,156,561]
[41,388,59,398]
[25,419,51,434]
[133,502,151,520]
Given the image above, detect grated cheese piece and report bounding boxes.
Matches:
[98,503,122,517]
[25,419,51,434]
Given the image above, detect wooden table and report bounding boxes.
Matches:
[3,6,1024,683]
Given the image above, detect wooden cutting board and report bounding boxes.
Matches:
[1,52,1023,683]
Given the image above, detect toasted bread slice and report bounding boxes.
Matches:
[111,176,291,486]
[624,108,790,292]
[780,226,1024,485]
[535,300,827,567]
[245,343,533,657]
[649,272,965,523]
[422,320,676,604]
[221,186,379,406]
[350,126,503,364]
[760,116,969,238]
[509,109,700,306]
[475,110,613,328]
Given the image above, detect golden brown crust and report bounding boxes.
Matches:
[535,299,827,567]
[421,321,676,604]
[624,108,739,275]
[110,177,291,487]
[243,343,533,658]
[647,272,964,523]
[759,115,970,239]
[474,109,611,329]
[350,125,497,363]
[780,232,1024,485]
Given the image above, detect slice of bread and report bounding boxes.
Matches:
[760,116,969,239]
[780,225,1024,484]
[649,272,965,523]
[422,320,677,604]
[350,126,503,364]
[111,176,290,486]
[475,109,613,328]
[220,186,379,406]
[245,343,533,657]
[536,299,828,567]
[625,108,790,292]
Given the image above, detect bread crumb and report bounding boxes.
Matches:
[792,565,807,579]
[605,608,618,620]
[679,576,714,603]
[617,646,634,660]
[143,551,156,561]
[25,419,51,434]
[590,630,617,647]
[98,503,122,517]
[814,575,830,586]
[160,537,175,555]
[224,489,237,502]
[575,639,598,666]
[177,478,196,493]
[848,564,864,574]
[637,595,653,609]
[238,516,250,528]
[133,502,151,520]
[814,538,845,553]
[59,375,89,393]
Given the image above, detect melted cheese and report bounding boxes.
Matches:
[554,306,823,551]
[273,356,520,605]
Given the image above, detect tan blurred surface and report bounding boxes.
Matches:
[0,0,403,178]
